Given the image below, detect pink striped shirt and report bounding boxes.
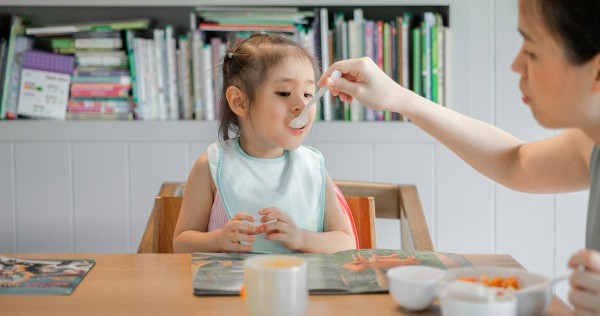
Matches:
[207,192,228,231]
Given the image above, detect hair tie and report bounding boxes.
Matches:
[228,53,234,59]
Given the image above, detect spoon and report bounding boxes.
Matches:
[289,70,342,128]
[518,274,569,293]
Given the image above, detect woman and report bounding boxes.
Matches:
[320,0,600,313]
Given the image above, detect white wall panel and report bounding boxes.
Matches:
[73,143,129,253]
[15,143,72,253]
[0,143,15,253]
[129,142,189,251]
[316,142,372,181]
[466,0,494,122]
[435,145,494,253]
[496,187,554,276]
[554,191,588,304]
[374,143,436,243]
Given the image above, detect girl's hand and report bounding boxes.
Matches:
[259,207,303,251]
[318,57,408,113]
[219,212,259,252]
[567,249,600,315]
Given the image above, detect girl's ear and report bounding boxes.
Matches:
[226,86,248,117]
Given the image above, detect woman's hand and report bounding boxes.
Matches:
[567,249,600,315]
[259,207,304,251]
[219,212,259,252]
[318,57,409,113]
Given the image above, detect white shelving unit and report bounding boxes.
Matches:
[0,0,586,303]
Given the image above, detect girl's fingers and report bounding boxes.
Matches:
[231,212,256,223]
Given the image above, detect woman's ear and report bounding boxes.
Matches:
[225,86,248,117]
[593,53,600,93]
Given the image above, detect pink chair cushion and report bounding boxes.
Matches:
[333,182,359,249]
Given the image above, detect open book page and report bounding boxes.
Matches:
[191,249,471,296]
[0,256,95,295]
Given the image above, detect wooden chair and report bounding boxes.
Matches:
[334,180,434,251]
[137,179,430,253]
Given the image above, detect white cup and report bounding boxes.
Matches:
[386,265,446,311]
[243,255,308,316]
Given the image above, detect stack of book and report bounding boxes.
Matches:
[64,30,133,120]
[23,18,150,120]
[189,6,315,120]
[126,25,180,120]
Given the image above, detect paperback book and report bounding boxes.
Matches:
[0,256,95,295]
[192,249,471,296]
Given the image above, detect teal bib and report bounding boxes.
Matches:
[207,138,325,253]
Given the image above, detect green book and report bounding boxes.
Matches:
[432,24,439,104]
[412,27,422,97]
[0,15,29,120]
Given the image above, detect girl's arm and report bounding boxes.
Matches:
[295,172,356,253]
[173,153,257,253]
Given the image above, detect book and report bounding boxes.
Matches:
[17,50,74,119]
[192,249,471,296]
[1,15,32,119]
[0,256,95,295]
[25,18,151,36]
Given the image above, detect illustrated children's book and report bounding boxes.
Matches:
[191,249,471,296]
[0,256,95,295]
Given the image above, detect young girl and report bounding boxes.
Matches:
[173,33,356,254]
[321,0,600,313]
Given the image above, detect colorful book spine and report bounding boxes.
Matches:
[70,83,131,98]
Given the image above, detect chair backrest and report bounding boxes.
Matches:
[137,195,182,253]
[137,179,430,253]
[343,196,376,249]
[334,180,434,251]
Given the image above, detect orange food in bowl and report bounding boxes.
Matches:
[458,274,520,290]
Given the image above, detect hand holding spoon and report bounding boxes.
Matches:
[289,70,342,128]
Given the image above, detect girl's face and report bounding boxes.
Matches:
[511,0,600,130]
[239,56,316,158]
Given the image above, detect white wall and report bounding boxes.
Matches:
[0,0,588,303]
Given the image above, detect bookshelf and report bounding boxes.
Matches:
[0,0,469,246]
[7,1,583,309]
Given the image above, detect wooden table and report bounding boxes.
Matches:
[0,253,571,316]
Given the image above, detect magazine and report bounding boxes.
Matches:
[191,249,471,296]
[0,256,95,295]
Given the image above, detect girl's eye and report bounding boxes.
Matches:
[304,93,313,98]
[277,92,291,97]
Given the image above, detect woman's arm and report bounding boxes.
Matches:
[322,57,594,193]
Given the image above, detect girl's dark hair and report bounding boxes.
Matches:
[534,0,600,65]
[219,33,320,142]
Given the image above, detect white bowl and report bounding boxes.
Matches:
[441,267,551,316]
[387,265,446,311]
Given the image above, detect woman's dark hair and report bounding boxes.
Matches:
[218,33,320,142]
[534,0,600,65]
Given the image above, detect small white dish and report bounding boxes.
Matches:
[386,265,445,311]
[439,280,517,316]
[442,267,552,316]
